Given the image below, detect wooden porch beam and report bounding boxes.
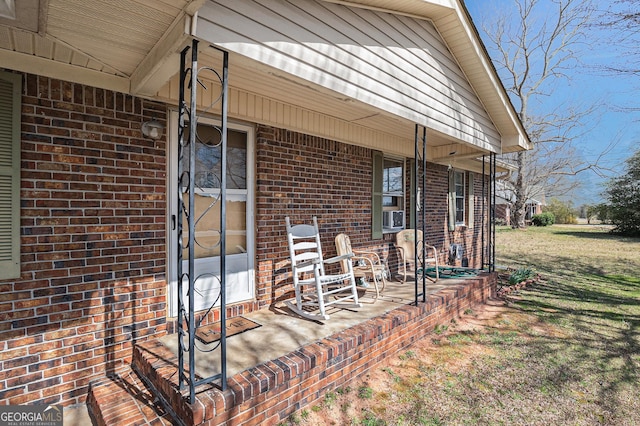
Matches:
[0,49,129,93]
[130,13,195,97]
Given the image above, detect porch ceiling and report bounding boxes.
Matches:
[0,0,528,166]
[183,47,513,175]
[0,0,204,93]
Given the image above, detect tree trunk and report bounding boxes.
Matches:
[512,151,527,228]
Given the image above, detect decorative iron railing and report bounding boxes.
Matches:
[482,153,497,272]
[177,39,229,404]
[414,124,428,304]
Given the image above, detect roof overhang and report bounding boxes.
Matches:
[322,0,531,153]
[0,0,530,157]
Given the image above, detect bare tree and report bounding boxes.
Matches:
[594,0,640,111]
[477,0,612,227]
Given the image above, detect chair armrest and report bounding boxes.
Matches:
[417,241,438,261]
[351,255,373,266]
[324,253,354,264]
[352,249,383,264]
[297,257,322,269]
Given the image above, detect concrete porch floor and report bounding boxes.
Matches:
[86,272,496,425]
[157,277,463,381]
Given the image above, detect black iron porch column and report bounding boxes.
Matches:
[177,39,230,404]
[490,152,496,272]
[481,153,496,272]
[482,155,486,269]
[414,124,427,304]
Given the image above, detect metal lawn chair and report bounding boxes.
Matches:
[335,233,387,301]
[395,229,439,283]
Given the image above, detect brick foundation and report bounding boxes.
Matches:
[107,274,496,425]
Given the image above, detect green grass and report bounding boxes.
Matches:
[291,225,640,425]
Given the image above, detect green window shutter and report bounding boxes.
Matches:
[408,159,415,229]
[447,168,456,231]
[371,150,383,239]
[468,172,474,229]
[0,71,21,280]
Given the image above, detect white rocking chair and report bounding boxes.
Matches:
[285,216,362,321]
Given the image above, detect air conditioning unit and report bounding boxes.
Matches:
[383,210,405,230]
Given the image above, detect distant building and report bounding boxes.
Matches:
[495,181,546,225]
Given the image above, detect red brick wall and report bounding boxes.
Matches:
[0,74,168,406]
[417,165,489,269]
[254,126,377,309]
[254,126,491,309]
[1,73,493,407]
[496,203,511,226]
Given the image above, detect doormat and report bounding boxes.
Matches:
[419,266,479,279]
[195,316,261,344]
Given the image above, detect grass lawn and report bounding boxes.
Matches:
[289,225,640,425]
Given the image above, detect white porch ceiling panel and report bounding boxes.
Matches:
[196,0,502,154]
[45,0,176,75]
[0,0,199,93]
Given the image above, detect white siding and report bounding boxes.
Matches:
[156,74,413,157]
[195,0,501,153]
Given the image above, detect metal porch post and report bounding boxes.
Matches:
[177,39,230,404]
[414,124,427,304]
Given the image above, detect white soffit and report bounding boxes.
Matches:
[0,0,203,93]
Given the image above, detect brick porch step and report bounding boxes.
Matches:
[87,366,175,426]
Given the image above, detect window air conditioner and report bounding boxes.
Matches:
[383,210,405,229]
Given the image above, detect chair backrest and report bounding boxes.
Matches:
[395,229,423,262]
[285,217,326,280]
[334,233,353,273]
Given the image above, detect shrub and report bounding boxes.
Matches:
[603,149,640,236]
[543,198,578,224]
[508,267,537,285]
[532,212,555,226]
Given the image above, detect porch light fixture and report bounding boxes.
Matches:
[141,118,164,140]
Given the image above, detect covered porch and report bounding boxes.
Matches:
[0,0,530,417]
[87,273,496,425]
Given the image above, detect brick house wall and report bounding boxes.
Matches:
[1,73,492,408]
[420,164,489,269]
[496,203,511,226]
[254,126,377,310]
[0,74,168,406]
[253,125,490,310]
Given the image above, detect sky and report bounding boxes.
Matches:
[464,0,640,206]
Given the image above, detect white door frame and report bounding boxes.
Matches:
[166,111,255,317]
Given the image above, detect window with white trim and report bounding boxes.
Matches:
[372,152,406,237]
[382,157,405,231]
[448,169,475,230]
[454,170,465,225]
[382,158,404,207]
